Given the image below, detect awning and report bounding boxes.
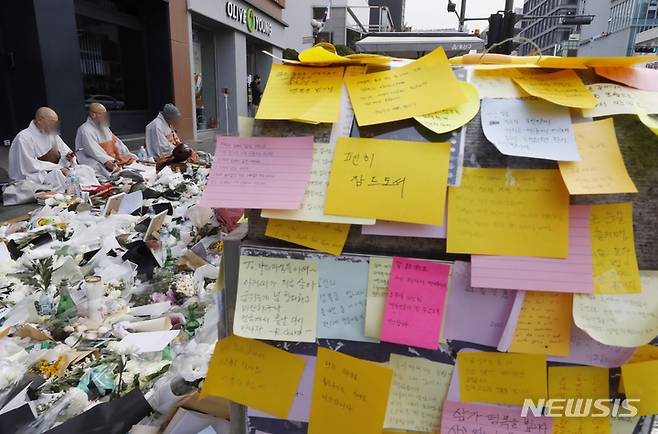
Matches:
[355,34,485,58]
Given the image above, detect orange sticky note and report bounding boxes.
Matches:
[265,218,350,256]
[509,292,573,357]
[308,348,393,434]
[621,360,658,416]
[457,352,547,406]
[513,69,597,109]
[595,66,658,92]
[200,335,305,418]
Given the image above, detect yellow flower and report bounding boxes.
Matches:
[37,218,47,226]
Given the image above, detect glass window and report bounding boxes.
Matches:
[77,14,147,111]
[192,26,218,131]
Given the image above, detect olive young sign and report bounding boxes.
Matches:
[226,1,272,36]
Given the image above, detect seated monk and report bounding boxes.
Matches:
[75,103,137,179]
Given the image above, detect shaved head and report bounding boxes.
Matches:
[34,107,59,134]
[88,102,110,128]
[35,106,58,122]
[89,102,106,115]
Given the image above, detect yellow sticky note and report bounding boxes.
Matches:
[414,82,480,134]
[298,45,354,64]
[621,360,658,416]
[200,335,305,418]
[638,113,658,137]
[384,354,453,433]
[471,68,531,98]
[509,292,573,357]
[345,47,466,126]
[559,118,637,195]
[325,137,450,225]
[458,352,547,406]
[582,84,658,117]
[234,256,318,342]
[447,168,569,258]
[256,64,344,123]
[308,348,393,434]
[590,203,641,294]
[628,345,658,364]
[364,256,393,339]
[512,69,597,109]
[265,219,350,256]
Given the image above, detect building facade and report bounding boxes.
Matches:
[520,0,579,55]
[578,0,658,56]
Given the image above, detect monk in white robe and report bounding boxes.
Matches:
[76,103,136,179]
[6,107,98,202]
[145,103,183,160]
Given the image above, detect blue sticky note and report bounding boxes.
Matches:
[317,258,377,342]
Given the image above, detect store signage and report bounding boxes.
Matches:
[226,1,272,36]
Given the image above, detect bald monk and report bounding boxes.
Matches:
[7,107,98,196]
[75,103,137,178]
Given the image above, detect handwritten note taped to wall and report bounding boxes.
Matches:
[384,354,453,433]
[621,360,658,416]
[199,136,314,209]
[317,258,374,342]
[595,66,658,92]
[325,137,450,225]
[345,47,466,126]
[480,98,580,161]
[472,205,593,293]
[628,344,658,364]
[590,203,641,294]
[364,256,393,339]
[558,119,637,195]
[471,68,530,99]
[200,336,305,418]
[573,271,658,348]
[262,142,375,225]
[265,219,350,256]
[414,82,481,134]
[447,168,569,258]
[582,84,658,117]
[548,324,634,368]
[234,256,318,342]
[443,261,516,347]
[381,257,450,349]
[441,400,553,434]
[458,351,547,405]
[308,348,393,434]
[509,291,573,356]
[512,69,597,108]
[256,64,344,123]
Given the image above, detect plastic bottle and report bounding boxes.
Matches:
[160,227,175,269]
[136,146,147,160]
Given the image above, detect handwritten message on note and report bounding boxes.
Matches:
[507,291,573,356]
[234,256,318,342]
[512,69,597,108]
[443,261,516,347]
[548,323,634,368]
[481,98,580,161]
[381,257,450,349]
[595,66,658,92]
[471,68,531,99]
[265,219,350,256]
[441,400,553,434]
[200,336,305,418]
[308,348,393,434]
[621,360,658,416]
[458,352,547,406]
[447,168,569,258]
[345,47,466,126]
[582,84,658,117]
[262,142,375,225]
[414,82,481,134]
[628,344,658,364]
[472,205,593,293]
[256,64,344,123]
[589,203,641,294]
[573,271,658,348]
[325,137,450,225]
[199,136,314,209]
[364,256,393,339]
[248,354,316,422]
[384,354,453,433]
[549,366,610,434]
[558,119,637,195]
[317,258,374,342]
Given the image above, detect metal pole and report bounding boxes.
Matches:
[504,0,514,12]
[458,0,467,31]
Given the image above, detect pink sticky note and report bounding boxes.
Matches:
[595,66,658,92]
[361,221,446,238]
[547,324,635,368]
[199,136,314,209]
[247,354,315,422]
[443,261,516,347]
[380,257,450,349]
[441,400,553,434]
[471,205,594,293]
